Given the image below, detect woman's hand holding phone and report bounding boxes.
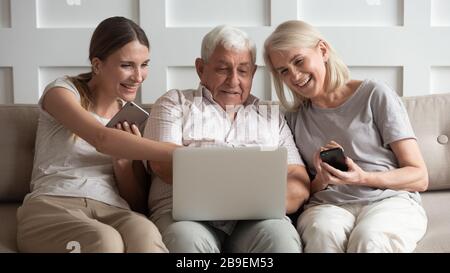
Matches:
[313,141,368,190]
[112,121,141,167]
[116,121,141,137]
[311,150,330,193]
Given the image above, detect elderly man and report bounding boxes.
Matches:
[144,25,310,253]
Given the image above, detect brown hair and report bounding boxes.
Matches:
[68,16,149,111]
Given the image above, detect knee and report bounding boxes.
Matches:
[347,229,395,253]
[163,221,219,253]
[82,226,124,253]
[302,221,345,241]
[298,222,348,253]
[251,220,301,253]
[129,219,168,253]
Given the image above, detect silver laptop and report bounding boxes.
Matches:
[172,146,287,221]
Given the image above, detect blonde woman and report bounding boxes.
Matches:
[264,20,428,253]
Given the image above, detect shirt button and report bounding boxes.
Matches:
[437,135,448,144]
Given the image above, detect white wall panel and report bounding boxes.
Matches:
[431,67,450,94]
[167,66,271,100]
[166,67,198,91]
[39,66,143,103]
[0,67,13,103]
[39,67,89,97]
[36,0,139,28]
[349,66,403,95]
[1,0,449,104]
[431,0,450,26]
[252,67,272,100]
[0,0,10,28]
[299,0,403,26]
[166,0,270,27]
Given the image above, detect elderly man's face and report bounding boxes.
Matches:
[196,45,257,110]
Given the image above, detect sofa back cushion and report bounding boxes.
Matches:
[0,105,153,203]
[0,95,449,202]
[402,94,450,190]
[0,105,39,202]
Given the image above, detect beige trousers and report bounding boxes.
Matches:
[17,195,168,253]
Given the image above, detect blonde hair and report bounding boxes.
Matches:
[264,20,349,111]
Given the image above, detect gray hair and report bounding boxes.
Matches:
[264,20,349,111]
[201,25,256,64]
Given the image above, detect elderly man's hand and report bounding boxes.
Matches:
[150,159,173,184]
[286,165,310,214]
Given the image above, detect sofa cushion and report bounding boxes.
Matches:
[0,105,39,202]
[402,94,450,190]
[0,105,152,203]
[415,191,450,252]
[0,204,19,252]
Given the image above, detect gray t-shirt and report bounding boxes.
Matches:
[286,79,421,207]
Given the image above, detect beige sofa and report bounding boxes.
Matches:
[1,93,450,253]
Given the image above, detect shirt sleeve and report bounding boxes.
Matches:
[36,77,82,124]
[370,81,416,147]
[38,77,80,109]
[142,89,184,170]
[143,89,184,144]
[278,112,305,166]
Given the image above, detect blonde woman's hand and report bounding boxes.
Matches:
[317,140,367,186]
[323,140,342,150]
[320,156,367,186]
[311,150,330,193]
[312,140,365,191]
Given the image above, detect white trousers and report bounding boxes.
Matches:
[297,193,428,253]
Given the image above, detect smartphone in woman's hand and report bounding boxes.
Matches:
[106,102,149,134]
[319,147,348,172]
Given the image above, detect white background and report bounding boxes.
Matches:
[0,0,449,104]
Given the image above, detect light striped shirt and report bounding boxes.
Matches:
[144,85,303,234]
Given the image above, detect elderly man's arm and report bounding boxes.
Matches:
[143,90,184,184]
[149,142,182,184]
[286,164,310,214]
[114,160,150,214]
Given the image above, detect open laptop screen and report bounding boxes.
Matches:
[172,147,287,221]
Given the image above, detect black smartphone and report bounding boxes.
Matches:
[319,147,348,172]
[105,101,149,134]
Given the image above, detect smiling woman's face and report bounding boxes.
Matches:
[95,40,150,102]
[268,43,328,99]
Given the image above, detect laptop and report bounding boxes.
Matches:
[172,146,287,221]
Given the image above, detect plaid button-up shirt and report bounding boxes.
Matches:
[144,85,303,234]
